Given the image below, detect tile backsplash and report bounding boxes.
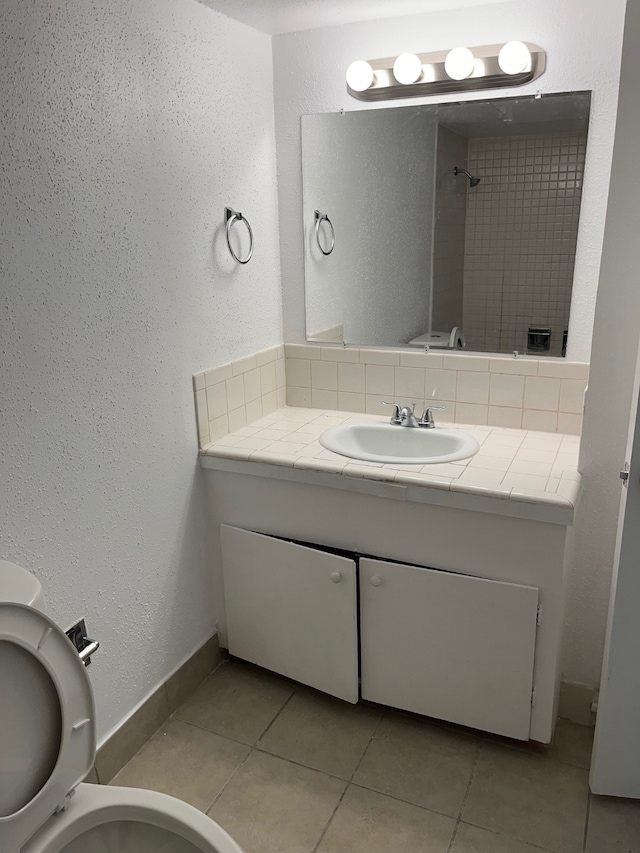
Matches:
[284,344,588,435]
[193,345,286,448]
[193,344,587,444]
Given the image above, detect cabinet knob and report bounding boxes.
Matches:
[370,575,382,587]
[330,571,342,583]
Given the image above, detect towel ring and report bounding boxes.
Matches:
[225,207,254,264]
[314,210,335,256]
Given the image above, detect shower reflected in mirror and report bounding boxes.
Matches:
[454,166,481,187]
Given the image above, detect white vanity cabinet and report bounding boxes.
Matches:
[359,558,539,740]
[205,464,574,743]
[220,526,541,740]
[220,525,358,703]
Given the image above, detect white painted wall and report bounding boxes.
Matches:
[302,108,435,345]
[0,0,282,741]
[272,0,627,689]
[273,0,626,364]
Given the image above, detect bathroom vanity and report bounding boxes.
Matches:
[200,407,580,744]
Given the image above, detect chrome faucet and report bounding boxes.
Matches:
[382,402,420,427]
[383,401,446,428]
[400,405,420,427]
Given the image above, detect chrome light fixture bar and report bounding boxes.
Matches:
[346,42,545,101]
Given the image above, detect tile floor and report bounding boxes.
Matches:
[110,660,640,853]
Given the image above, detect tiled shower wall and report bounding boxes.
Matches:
[463,132,586,356]
[284,344,588,435]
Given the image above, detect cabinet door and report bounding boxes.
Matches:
[221,525,358,703]
[359,558,538,739]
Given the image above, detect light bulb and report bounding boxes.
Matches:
[422,63,436,83]
[393,53,423,85]
[444,47,475,81]
[498,41,532,75]
[471,58,486,78]
[346,60,375,92]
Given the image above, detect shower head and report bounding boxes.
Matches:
[454,167,481,187]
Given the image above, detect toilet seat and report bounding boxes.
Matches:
[21,783,243,853]
[0,602,95,853]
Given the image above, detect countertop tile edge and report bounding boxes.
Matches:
[199,406,580,522]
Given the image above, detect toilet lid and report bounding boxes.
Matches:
[0,602,95,851]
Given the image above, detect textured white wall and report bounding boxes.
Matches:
[0,0,282,741]
[273,0,626,364]
[302,108,435,346]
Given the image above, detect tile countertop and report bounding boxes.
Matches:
[200,407,581,524]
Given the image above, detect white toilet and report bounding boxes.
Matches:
[0,560,244,853]
[408,327,466,349]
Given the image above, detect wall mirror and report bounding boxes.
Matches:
[302,91,591,357]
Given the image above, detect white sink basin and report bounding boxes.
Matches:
[319,422,480,465]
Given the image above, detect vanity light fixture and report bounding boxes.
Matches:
[346,42,545,101]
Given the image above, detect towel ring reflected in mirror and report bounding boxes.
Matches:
[314,209,335,256]
[225,207,254,264]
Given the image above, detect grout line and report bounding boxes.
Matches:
[447,822,461,853]
[582,792,592,853]
[173,689,297,752]
[167,716,255,749]
[347,779,463,823]
[252,747,352,784]
[348,709,386,780]
[460,742,482,818]
[254,687,297,746]
[447,739,483,852]
[454,820,562,852]
[310,781,349,853]
[310,709,386,853]
[203,745,254,816]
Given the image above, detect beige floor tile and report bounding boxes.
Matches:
[452,822,552,852]
[547,720,594,770]
[317,784,455,853]
[586,794,640,852]
[207,750,346,853]
[257,687,382,779]
[174,661,294,745]
[109,719,249,811]
[352,712,480,817]
[463,744,589,852]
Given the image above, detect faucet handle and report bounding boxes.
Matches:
[382,401,402,425]
[419,405,445,428]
